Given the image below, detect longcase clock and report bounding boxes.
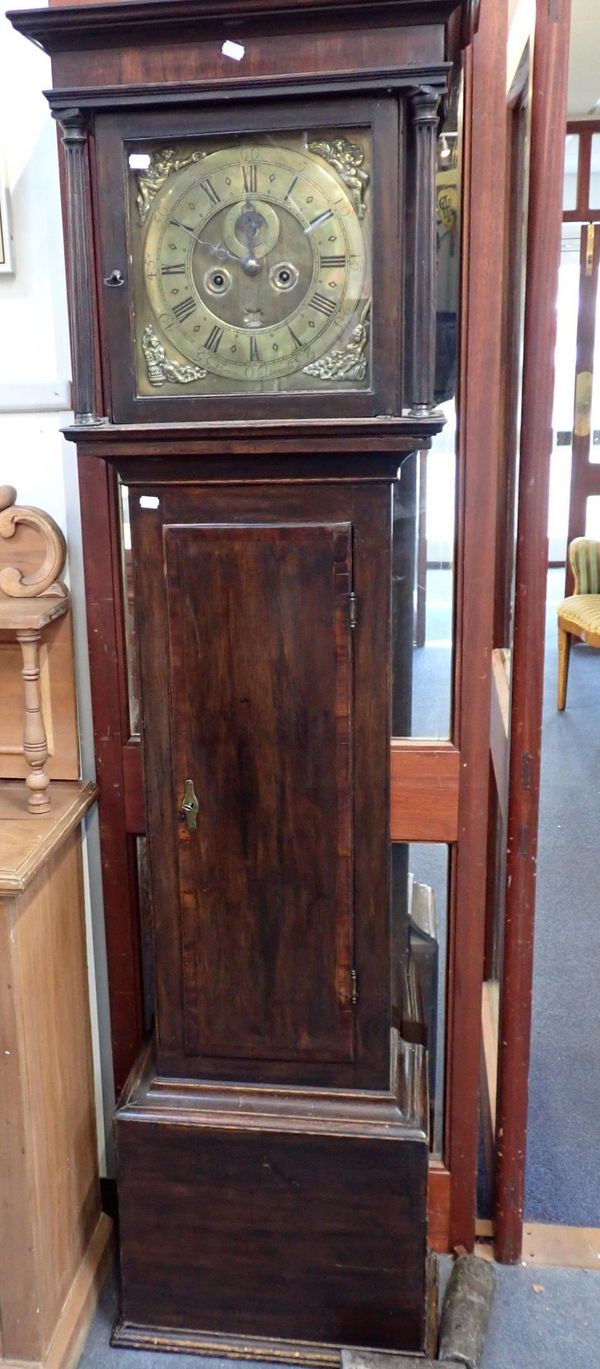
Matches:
[10,0,471,1358]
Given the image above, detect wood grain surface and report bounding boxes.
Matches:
[0,800,103,1361]
[166,522,355,1065]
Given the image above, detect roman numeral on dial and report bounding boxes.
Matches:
[161,262,186,275]
[319,254,346,269]
[205,325,224,353]
[201,178,221,206]
[310,292,336,318]
[242,163,258,194]
[249,335,260,362]
[172,296,197,323]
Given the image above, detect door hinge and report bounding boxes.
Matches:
[351,968,358,1005]
[349,592,357,628]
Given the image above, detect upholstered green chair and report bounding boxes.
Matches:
[557,537,600,710]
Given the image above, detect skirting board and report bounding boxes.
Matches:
[1,1214,113,1369]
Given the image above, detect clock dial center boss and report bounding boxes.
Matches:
[139,136,370,387]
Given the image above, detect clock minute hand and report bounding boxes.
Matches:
[304,209,334,236]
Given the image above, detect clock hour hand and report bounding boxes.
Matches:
[172,219,238,263]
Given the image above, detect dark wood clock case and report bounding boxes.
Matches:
[9,0,469,1358]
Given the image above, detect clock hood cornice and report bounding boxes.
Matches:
[8,0,474,56]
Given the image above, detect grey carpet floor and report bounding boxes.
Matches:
[411,566,600,1226]
[81,1263,600,1369]
[524,571,600,1225]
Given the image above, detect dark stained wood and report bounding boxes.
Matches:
[77,455,145,1089]
[407,87,440,413]
[14,0,455,52]
[165,521,355,1066]
[10,0,479,1281]
[122,740,144,835]
[446,0,508,1251]
[495,0,571,1267]
[53,109,104,424]
[130,471,394,1088]
[390,742,459,842]
[115,1039,430,1357]
[64,416,443,453]
[562,120,600,222]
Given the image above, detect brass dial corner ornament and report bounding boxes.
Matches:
[142,326,207,386]
[303,300,370,380]
[130,128,372,397]
[307,137,370,219]
[136,148,206,224]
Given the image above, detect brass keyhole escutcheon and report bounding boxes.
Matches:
[181,778,199,832]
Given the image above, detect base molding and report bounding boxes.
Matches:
[112,1320,342,1366]
[1,1215,113,1369]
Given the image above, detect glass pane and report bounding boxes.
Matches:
[563,133,579,211]
[548,225,580,556]
[126,127,373,400]
[392,435,455,739]
[119,483,141,735]
[585,495,600,537]
[590,234,600,462]
[590,132,600,210]
[391,843,449,1157]
[391,108,460,740]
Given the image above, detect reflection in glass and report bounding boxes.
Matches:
[591,132,600,209]
[392,435,455,739]
[549,225,580,543]
[585,495,600,538]
[563,133,579,211]
[391,103,460,740]
[391,843,448,1157]
[119,483,141,735]
[589,235,600,463]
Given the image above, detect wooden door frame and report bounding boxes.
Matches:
[494,0,572,1264]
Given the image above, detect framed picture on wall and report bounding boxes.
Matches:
[0,169,14,274]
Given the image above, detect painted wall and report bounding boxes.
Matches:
[0,0,115,1170]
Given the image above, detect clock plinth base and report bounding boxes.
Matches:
[114,1043,433,1359]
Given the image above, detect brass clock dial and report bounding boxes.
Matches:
[129,131,371,396]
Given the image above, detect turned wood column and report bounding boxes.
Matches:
[0,486,71,813]
[17,627,51,812]
[408,87,440,416]
[54,108,105,426]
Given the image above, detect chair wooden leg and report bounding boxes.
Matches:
[557,624,571,710]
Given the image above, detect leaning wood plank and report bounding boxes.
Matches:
[489,648,510,823]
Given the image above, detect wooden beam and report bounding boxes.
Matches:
[427,1163,451,1254]
[495,0,572,1266]
[390,741,460,843]
[444,0,508,1252]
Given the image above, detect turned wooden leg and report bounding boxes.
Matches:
[557,623,571,711]
[17,627,51,813]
